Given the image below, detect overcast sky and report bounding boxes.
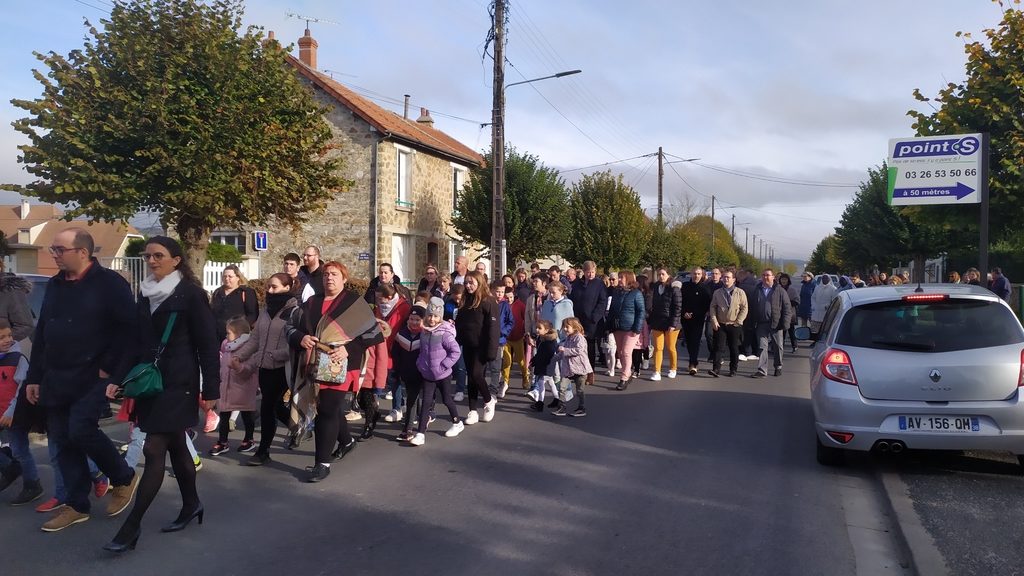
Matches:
[0,0,1007,259]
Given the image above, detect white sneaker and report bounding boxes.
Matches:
[465,410,479,425]
[344,410,363,422]
[383,409,402,423]
[667,370,677,379]
[526,389,538,402]
[482,398,497,422]
[650,372,661,381]
[607,368,615,377]
[615,360,622,370]
[445,421,465,438]
[454,391,465,402]
[738,355,749,361]
[409,433,425,446]
[499,382,509,399]
[385,391,393,400]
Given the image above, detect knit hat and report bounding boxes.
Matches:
[410,303,427,318]
[427,297,445,318]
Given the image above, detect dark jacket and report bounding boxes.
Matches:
[0,275,34,341]
[210,285,258,342]
[391,326,423,386]
[648,280,682,331]
[570,277,608,335]
[287,291,385,385]
[416,278,445,300]
[608,288,646,334]
[298,263,324,298]
[531,333,559,377]
[798,280,815,318]
[991,275,1012,301]
[497,299,514,346]
[26,260,137,406]
[680,280,712,322]
[751,282,793,330]
[513,281,532,306]
[365,275,412,304]
[454,298,501,362]
[133,279,221,433]
[738,275,759,329]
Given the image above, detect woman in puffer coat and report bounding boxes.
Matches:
[607,271,646,391]
[810,275,838,340]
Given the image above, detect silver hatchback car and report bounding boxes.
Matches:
[810,284,1024,466]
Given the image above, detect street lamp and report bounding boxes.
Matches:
[492,69,581,276]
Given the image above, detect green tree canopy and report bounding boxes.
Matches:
[907,7,1024,247]
[452,146,568,265]
[679,215,739,270]
[565,171,650,272]
[807,234,845,274]
[5,0,345,271]
[641,220,703,273]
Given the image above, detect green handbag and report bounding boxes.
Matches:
[122,312,178,399]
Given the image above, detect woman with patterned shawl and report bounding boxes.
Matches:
[286,261,384,483]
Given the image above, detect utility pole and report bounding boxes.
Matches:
[752,234,757,260]
[490,0,506,277]
[731,214,735,239]
[745,227,749,254]
[657,146,664,223]
[710,195,716,265]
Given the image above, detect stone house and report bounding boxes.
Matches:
[254,29,485,283]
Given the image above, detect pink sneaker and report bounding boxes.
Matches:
[93,476,110,498]
[203,411,220,434]
[35,497,65,513]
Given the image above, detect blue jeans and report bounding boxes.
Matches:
[49,439,101,502]
[453,348,467,394]
[386,369,404,413]
[0,427,38,482]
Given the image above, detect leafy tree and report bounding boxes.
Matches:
[807,234,845,273]
[207,242,242,263]
[452,146,568,264]
[4,0,345,272]
[641,220,702,272]
[125,237,147,258]
[565,171,650,272]
[783,262,798,276]
[679,215,739,269]
[907,7,1024,247]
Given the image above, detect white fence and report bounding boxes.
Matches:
[101,256,261,294]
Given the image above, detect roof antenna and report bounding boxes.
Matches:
[914,281,924,293]
[286,12,342,30]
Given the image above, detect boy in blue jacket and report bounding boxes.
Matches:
[487,282,515,399]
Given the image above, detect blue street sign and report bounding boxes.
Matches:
[253,231,268,251]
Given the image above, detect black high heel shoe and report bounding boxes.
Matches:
[103,524,141,553]
[359,412,380,441]
[160,504,204,533]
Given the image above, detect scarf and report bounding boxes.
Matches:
[266,292,291,319]
[140,271,182,313]
[225,333,250,352]
[378,293,400,318]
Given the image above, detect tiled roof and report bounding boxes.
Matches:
[0,204,62,240]
[286,55,485,168]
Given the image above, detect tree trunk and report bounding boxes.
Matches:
[176,217,212,285]
[913,254,927,283]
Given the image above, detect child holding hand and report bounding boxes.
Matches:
[554,317,592,417]
[210,317,258,455]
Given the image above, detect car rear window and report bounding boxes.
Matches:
[835,298,1024,352]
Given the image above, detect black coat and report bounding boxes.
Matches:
[679,280,712,321]
[365,276,412,304]
[26,260,137,407]
[133,280,221,433]
[648,281,682,331]
[454,298,501,362]
[569,278,608,335]
[210,285,258,341]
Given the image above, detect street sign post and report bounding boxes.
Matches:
[886,133,984,206]
[253,231,268,252]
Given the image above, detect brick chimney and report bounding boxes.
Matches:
[298,28,318,69]
[416,107,434,128]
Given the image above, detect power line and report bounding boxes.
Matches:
[72,0,108,12]
[343,83,487,125]
[691,161,860,188]
[557,153,655,174]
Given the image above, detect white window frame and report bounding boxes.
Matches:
[396,144,414,210]
[451,163,468,214]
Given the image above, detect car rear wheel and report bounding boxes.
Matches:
[816,436,845,466]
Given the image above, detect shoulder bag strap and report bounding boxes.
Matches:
[154,312,178,364]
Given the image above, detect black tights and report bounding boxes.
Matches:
[463,346,492,410]
[218,411,255,443]
[357,389,379,422]
[257,367,288,455]
[113,431,198,541]
[314,389,353,464]
[418,379,460,434]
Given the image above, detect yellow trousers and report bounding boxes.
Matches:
[504,338,528,388]
[651,329,679,374]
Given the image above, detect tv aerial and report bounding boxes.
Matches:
[286,12,342,30]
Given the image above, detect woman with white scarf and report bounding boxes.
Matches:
[103,237,220,553]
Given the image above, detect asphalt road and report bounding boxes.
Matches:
[1,347,906,575]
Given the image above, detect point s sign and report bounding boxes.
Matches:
[891,135,980,159]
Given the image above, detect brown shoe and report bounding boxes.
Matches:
[585,373,595,387]
[106,473,139,517]
[41,507,90,532]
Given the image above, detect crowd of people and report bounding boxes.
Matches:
[0,231,1014,554]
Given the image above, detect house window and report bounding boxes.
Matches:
[397,149,413,210]
[391,234,415,283]
[452,167,467,213]
[448,240,465,273]
[211,233,246,254]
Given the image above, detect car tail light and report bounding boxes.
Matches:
[826,431,854,444]
[821,348,857,386]
[901,294,949,303]
[1019,349,1024,387]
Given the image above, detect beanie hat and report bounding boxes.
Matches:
[427,297,445,318]
[410,303,427,318]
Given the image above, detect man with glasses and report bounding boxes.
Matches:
[749,268,792,378]
[298,245,324,301]
[708,270,747,377]
[24,228,139,532]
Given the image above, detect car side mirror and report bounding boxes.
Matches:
[794,326,812,341]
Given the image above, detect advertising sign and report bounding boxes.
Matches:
[886,133,983,205]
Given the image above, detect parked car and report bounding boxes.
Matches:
[810,284,1024,467]
[17,273,50,319]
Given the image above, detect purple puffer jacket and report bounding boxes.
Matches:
[416,321,461,382]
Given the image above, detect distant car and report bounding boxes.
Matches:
[17,273,50,319]
[810,284,1024,467]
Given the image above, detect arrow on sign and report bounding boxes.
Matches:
[892,182,975,200]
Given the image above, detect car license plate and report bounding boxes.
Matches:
[898,416,980,432]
